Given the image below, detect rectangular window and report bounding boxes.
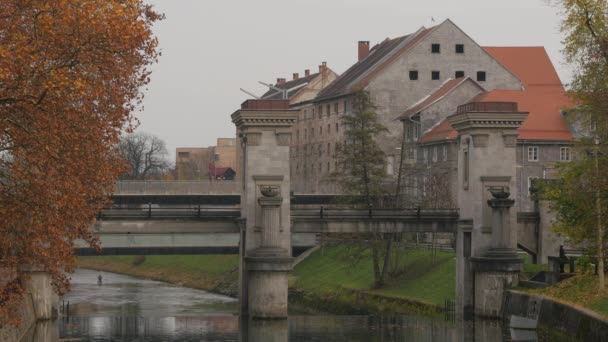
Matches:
[326,104,330,117]
[455,44,464,54]
[311,127,314,137]
[177,152,190,158]
[477,71,486,82]
[528,146,539,161]
[334,103,338,114]
[432,146,438,162]
[413,123,419,141]
[431,43,440,53]
[432,71,440,80]
[327,143,331,156]
[318,105,323,116]
[455,71,465,78]
[304,128,307,139]
[336,123,339,133]
[560,147,571,161]
[423,148,428,163]
[327,124,331,134]
[320,126,322,136]
[409,70,418,80]
[343,100,348,114]
[443,145,447,162]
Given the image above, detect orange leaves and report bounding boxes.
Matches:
[0,0,161,325]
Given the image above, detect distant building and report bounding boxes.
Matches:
[289,19,572,203]
[176,138,237,181]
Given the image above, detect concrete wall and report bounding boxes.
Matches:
[504,290,608,341]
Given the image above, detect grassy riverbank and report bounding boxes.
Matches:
[76,246,456,314]
[524,273,608,317]
[77,255,240,296]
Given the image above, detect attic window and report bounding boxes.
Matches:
[409,70,419,80]
[431,44,440,53]
[432,71,440,80]
[455,71,465,78]
[455,44,464,54]
[477,71,486,82]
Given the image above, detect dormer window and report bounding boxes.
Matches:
[431,44,440,53]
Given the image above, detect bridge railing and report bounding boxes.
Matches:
[98,206,240,219]
[114,180,241,195]
[292,208,459,219]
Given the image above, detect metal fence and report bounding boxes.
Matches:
[115,181,241,195]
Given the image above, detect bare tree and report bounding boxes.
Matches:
[118,132,170,180]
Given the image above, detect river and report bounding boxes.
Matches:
[21,269,568,341]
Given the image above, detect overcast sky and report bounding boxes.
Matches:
[140,0,570,160]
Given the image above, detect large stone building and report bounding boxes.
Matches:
[256,63,339,193]
[291,19,527,193]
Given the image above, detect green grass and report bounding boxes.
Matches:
[526,272,608,317]
[292,245,455,306]
[77,255,239,296]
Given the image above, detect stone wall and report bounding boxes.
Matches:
[504,290,608,341]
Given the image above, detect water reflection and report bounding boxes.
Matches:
[44,269,565,341]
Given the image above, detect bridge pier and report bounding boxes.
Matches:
[232,100,298,319]
[449,102,527,318]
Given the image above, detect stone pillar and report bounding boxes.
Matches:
[471,188,521,318]
[232,100,297,319]
[448,101,527,318]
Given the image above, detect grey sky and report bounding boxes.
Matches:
[141,0,570,161]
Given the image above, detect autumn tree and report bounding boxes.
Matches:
[0,0,161,324]
[548,0,608,289]
[118,132,170,180]
[333,90,393,288]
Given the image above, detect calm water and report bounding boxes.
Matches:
[23,269,568,341]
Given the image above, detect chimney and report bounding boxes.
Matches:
[293,73,299,80]
[277,78,286,85]
[304,69,310,77]
[358,41,370,61]
[319,62,327,76]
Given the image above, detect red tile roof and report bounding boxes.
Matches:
[397,77,483,120]
[482,47,563,88]
[420,46,573,143]
[419,119,458,143]
[316,26,435,101]
[473,88,573,141]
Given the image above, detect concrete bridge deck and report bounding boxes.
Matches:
[75,207,459,256]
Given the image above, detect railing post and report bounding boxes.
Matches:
[320,206,324,219]
[198,204,201,218]
[148,202,152,218]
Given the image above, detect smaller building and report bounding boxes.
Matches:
[176,138,237,181]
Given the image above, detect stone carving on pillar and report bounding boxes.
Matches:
[471,187,522,318]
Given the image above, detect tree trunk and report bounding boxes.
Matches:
[379,234,393,286]
[596,143,605,290]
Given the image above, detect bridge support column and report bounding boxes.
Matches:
[471,190,521,318]
[232,100,297,319]
[449,102,527,318]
